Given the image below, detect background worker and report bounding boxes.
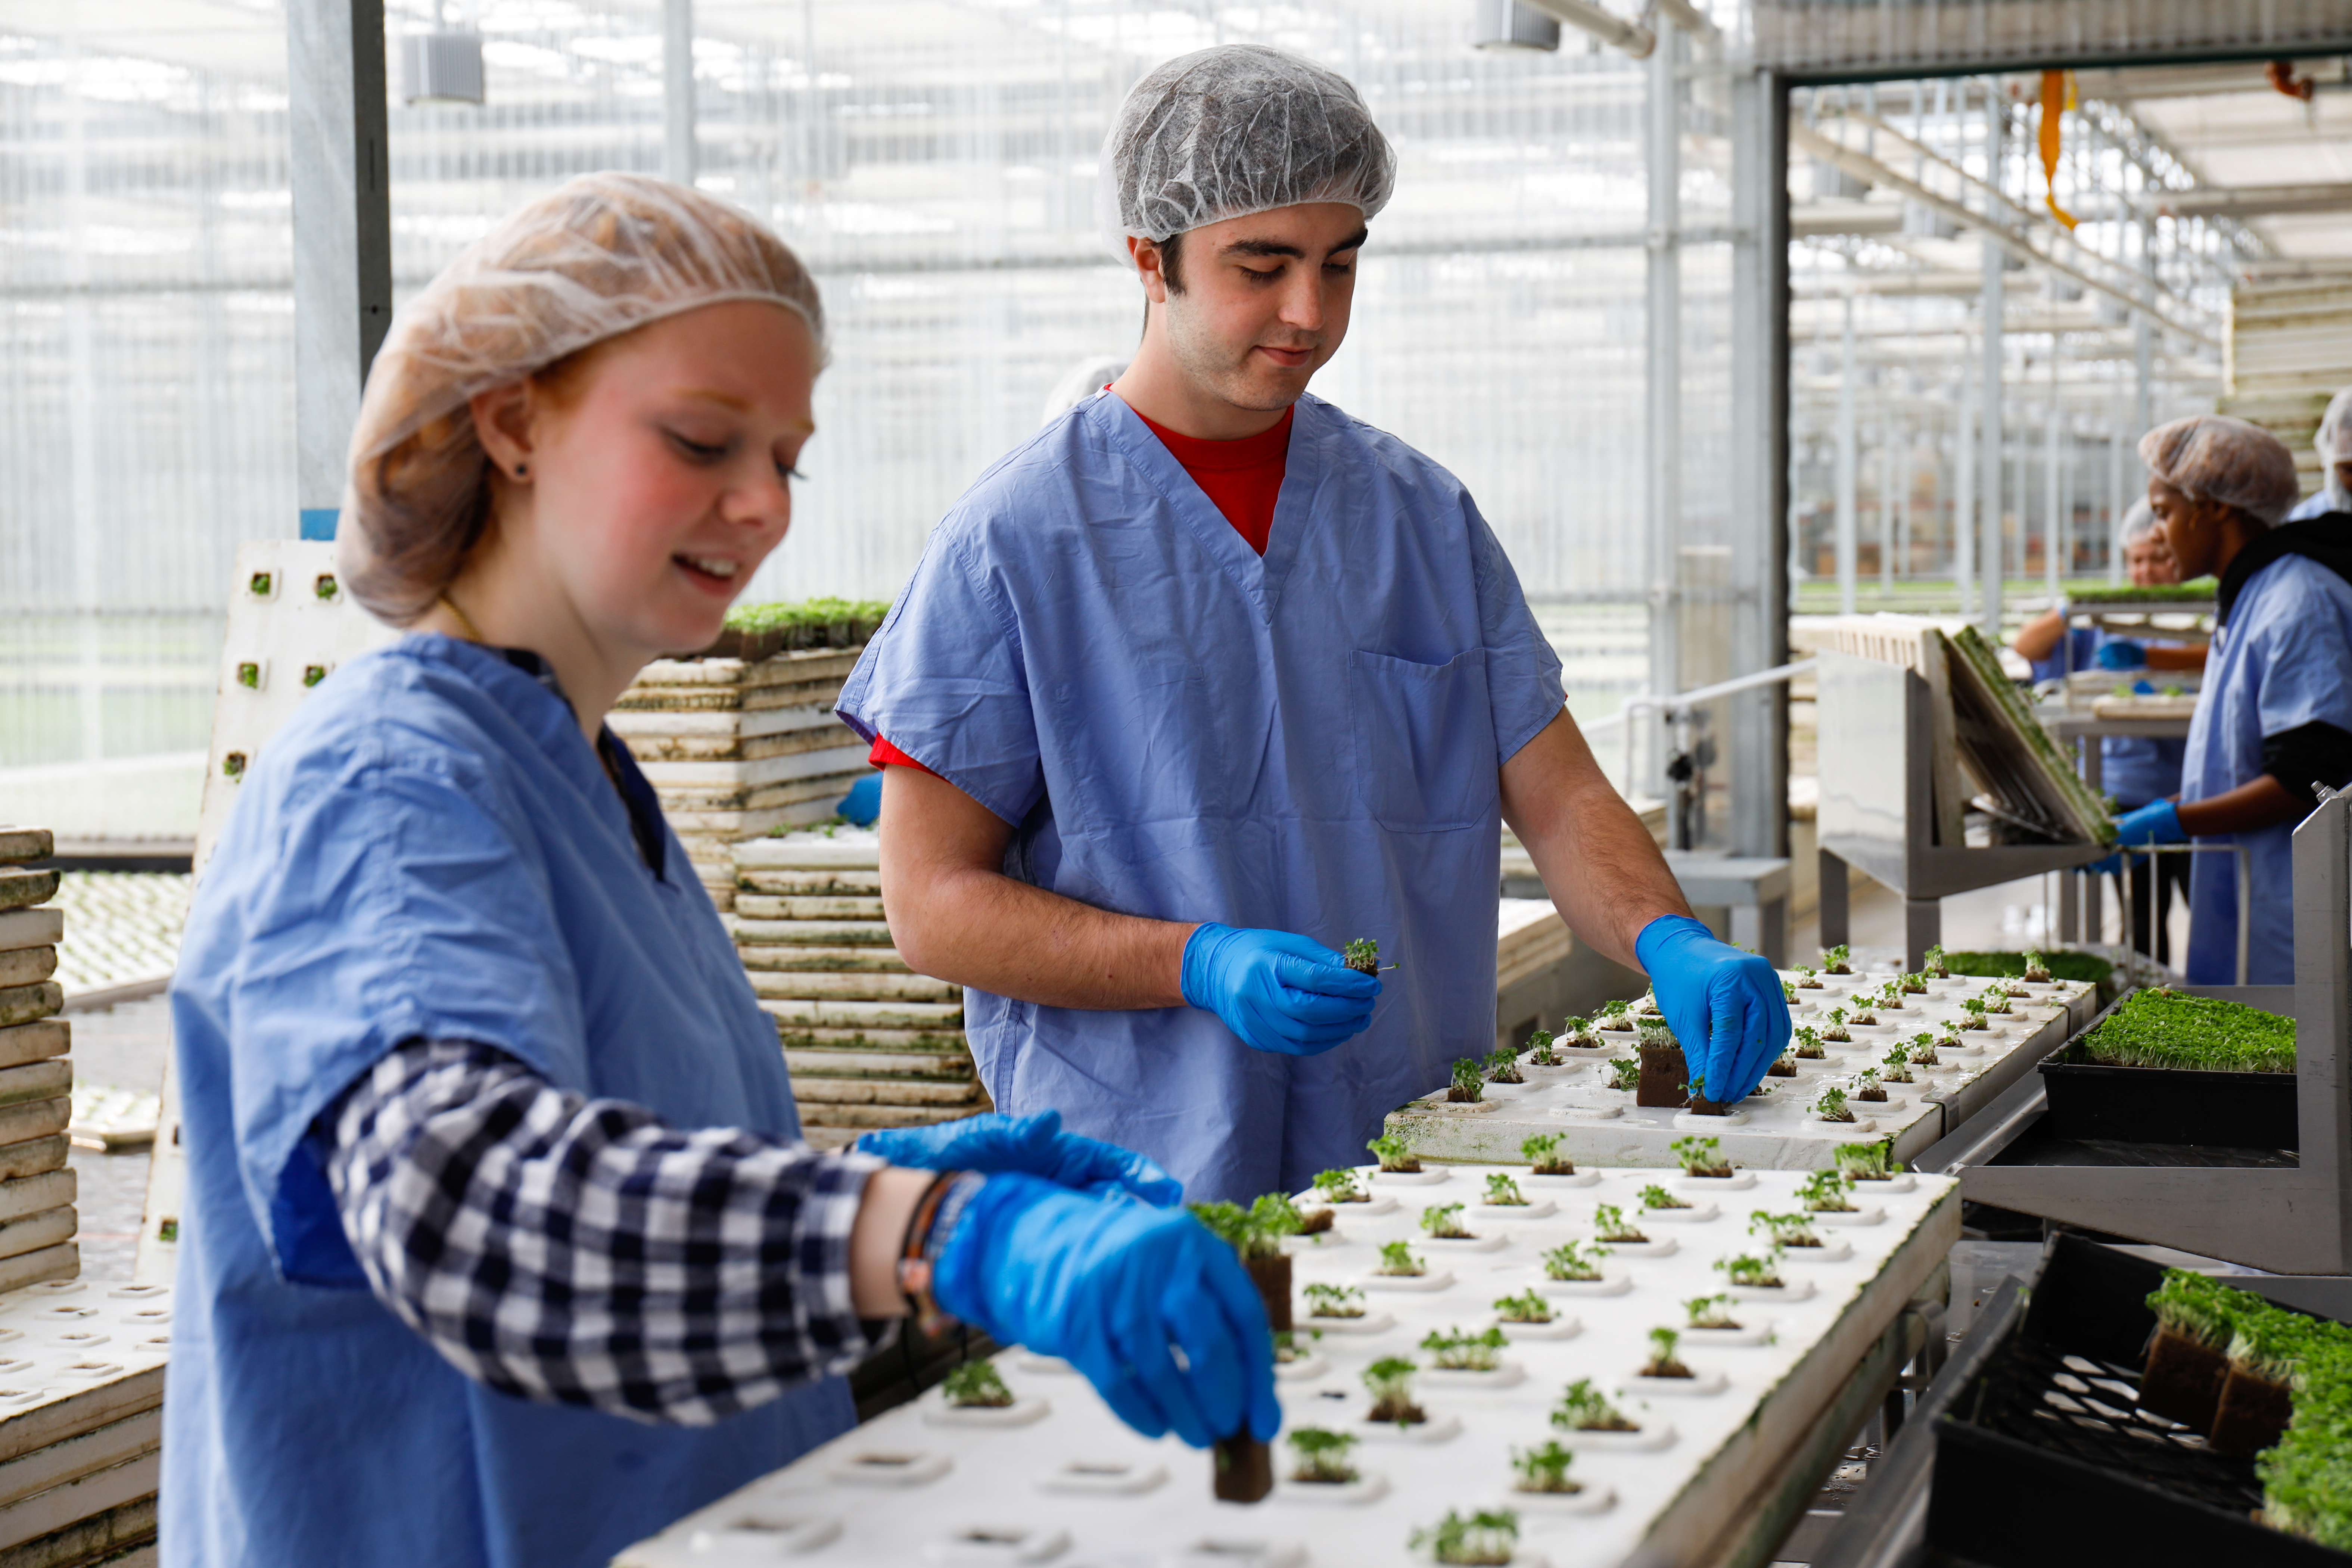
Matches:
[838,45,1786,1203]
[164,175,1274,1568]
[2284,384,2352,522]
[2011,500,2192,961]
[2105,415,2352,984]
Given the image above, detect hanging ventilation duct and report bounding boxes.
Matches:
[404,31,485,106]
[1471,0,1563,51]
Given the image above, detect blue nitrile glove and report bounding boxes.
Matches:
[1179,923,1378,1057]
[2090,797,2185,875]
[933,1173,1279,1448]
[1634,914,1790,1105]
[856,1110,1182,1206]
[2096,639,2149,670]
[836,773,883,826]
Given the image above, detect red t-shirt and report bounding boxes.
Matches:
[869,398,1292,777]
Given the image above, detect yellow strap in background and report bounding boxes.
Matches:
[2041,69,2078,231]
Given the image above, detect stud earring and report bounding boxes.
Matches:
[514,463,528,478]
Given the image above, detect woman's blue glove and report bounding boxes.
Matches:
[1634,914,1790,1105]
[835,774,883,826]
[933,1173,1279,1448]
[1179,923,1378,1057]
[856,1110,1182,1206]
[2090,797,2185,875]
[2096,639,2149,670]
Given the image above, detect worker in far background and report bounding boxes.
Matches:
[2284,385,2352,522]
[2012,499,2193,963]
[2106,416,2352,984]
[837,44,1788,1203]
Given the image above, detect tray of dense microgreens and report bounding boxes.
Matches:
[688,597,893,660]
[1938,949,2118,1004]
[2035,988,2299,1150]
[1923,1233,2352,1565]
[2061,578,2220,606]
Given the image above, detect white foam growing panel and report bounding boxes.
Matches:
[614,1166,1956,1568]
[1388,969,2091,1172]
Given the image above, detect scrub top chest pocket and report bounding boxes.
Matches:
[1348,646,1499,831]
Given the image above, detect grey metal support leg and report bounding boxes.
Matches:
[1818,848,1848,952]
[1904,900,1940,975]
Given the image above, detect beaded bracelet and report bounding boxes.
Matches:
[896,1170,984,1337]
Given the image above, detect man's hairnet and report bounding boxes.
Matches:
[2117,497,2158,548]
[1099,44,1396,253]
[341,171,824,625]
[2318,387,2352,467]
[2138,414,2301,529]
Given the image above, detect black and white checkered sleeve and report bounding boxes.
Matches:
[315,1036,887,1426]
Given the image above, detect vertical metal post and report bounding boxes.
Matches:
[2108,391,2127,582]
[2292,794,2352,1272]
[1979,96,2006,638]
[663,0,696,186]
[2045,343,2063,598]
[1880,414,1897,594]
[1645,19,1682,802]
[1728,68,1791,864]
[1955,329,1975,615]
[288,0,391,541]
[1836,293,1858,616]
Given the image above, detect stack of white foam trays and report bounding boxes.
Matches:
[729,828,986,1150]
[0,1279,171,1565]
[0,831,79,1293]
[615,1162,1959,1568]
[610,648,876,914]
[1390,964,2097,1172]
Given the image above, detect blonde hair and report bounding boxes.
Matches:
[340,172,825,625]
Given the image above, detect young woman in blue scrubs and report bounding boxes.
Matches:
[162,174,1274,1568]
[2107,416,2352,983]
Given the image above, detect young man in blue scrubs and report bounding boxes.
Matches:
[838,44,1786,1201]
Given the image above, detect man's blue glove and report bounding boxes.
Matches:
[2090,797,2185,875]
[1634,914,1790,1105]
[836,774,883,826]
[2096,639,2149,670]
[933,1173,1279,1449]
[856,1110,1182,1206]
[1179,923,1378,1057]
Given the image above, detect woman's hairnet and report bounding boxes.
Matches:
[2318,386,2352,467]
[341,171,824,625]
[2138,414,2301,529]
[2117,496,2158,548]
[1099,43,1396,253]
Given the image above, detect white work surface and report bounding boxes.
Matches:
[616,1166,1958,1568]
[1388,970,2094,1172]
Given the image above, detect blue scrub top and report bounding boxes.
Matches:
[164,636,853,1568]
[837,391,1567,1203]
[2182,556,2352,983]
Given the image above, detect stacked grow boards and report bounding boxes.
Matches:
[611,650,875,914]
[0,832,79,1295]
[731,830,986,1149]
[617,1164,1960,1568]
[0,1280,173,1566]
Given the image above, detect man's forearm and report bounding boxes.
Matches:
[1501,710,1692,969]
[878,764,1193,1009]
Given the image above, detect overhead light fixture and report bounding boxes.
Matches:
[405,2,485,106]
[1471,0,1562,52]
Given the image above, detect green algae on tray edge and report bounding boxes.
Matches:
[2075,987,2296,1074]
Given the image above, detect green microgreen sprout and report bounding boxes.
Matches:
[1811,1084,1852,1120]
[1961,996,1990,1029]
[1364,1356,1423,1425]
[1768,1042,1799,1077]
[1794,965,1822,988]
[1377,1240,1427,1278]
[1605,1057,1640,1091]
[1313,1168,1365,1204]
[1484,1172,1526,1207]
[1751,1210,1822,1248]
[1511,1440,1580,1495]
[221,752,246,778]
[2022,949,2051,983]
[1422,1203,1472,1240]
[1685,1292,1742,1329]
[1880,1045,1914,1084]
[1541,1240,1605,1281]
[1835,1140,1901,1180]
[1981,984,2013,1015]
[1561,1015,1599,1048]
[1448,1057,1486,1103]
[1637,1183,1689,1211]
[1717,1251,1786,1289]
[1187,1193,1302,1261]
[1368,1133,1420,1174]
[1908,1032,1939,1067]
[1486,1043,1524,1085]
[1793,1025,1826,1060]
[1410,1509,1519,1566]
[1596,1000,1634,1031]
[1643,1325,1692,1377]
[1306,1282,1367,1319]
[313,572,337,600]
[1847,998,1878,1026]
[1923,944,1950,978]
[236,662,259,689]
[1901,971,1929,994]
[302,664,327,688]
[1670,1135,1730,1177]
[1422,1325,1508,1371]
[1343,937,1398,975]
[1877,979,1906,1011]
[1782,979,1798,1003]
[1287,1426,1359,1485]
[2075,987,2297,1074]
[1520,1132,1572,1175]
[1592,1204,1646,1244]
[1823,944,1852,975]
[943,1360,1014,1408]
[1552,1377,1637,1432]
[1821,1008,1850,1043]
[248,571,272,595]
[1525,1027,1560,1066]
[1799,1169,1857,1212]
[1852,1067,1883,1100]
[1494,1289,1553,1324]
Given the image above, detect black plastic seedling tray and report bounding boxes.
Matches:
[2034,992,2299,1150]
[1923,1234,2350,1567]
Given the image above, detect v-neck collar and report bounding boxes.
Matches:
[1092,391,1322,624]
